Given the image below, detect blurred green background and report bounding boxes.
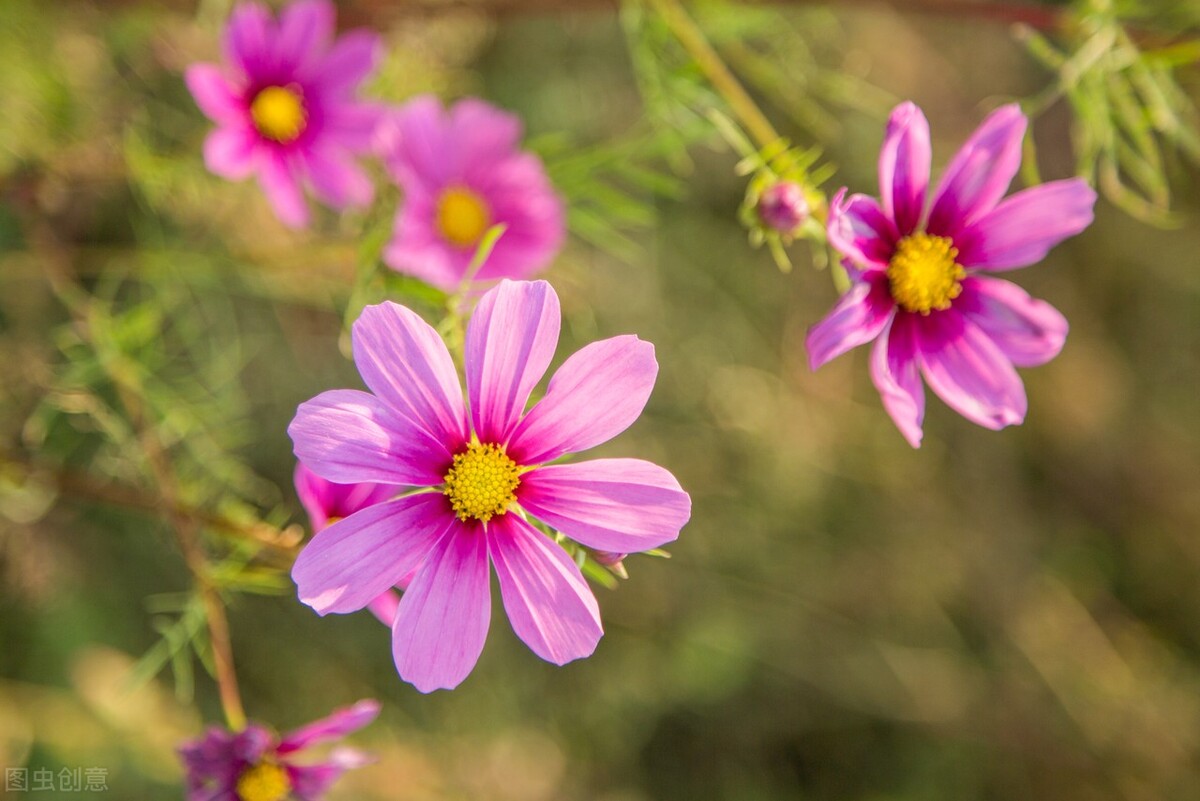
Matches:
[2,1,1199,800]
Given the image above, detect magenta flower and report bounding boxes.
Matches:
[379,96,565,291]
[807,102,1096,446]
[288,280,690,692]
[184,0,384,228]
[294,464,402,626]
[178,700,378,801]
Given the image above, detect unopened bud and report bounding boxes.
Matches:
[757,181,809,234]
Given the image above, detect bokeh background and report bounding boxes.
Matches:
[2,1,1199,799]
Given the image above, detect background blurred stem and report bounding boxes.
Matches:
[31,215,249,732]
[647,0,830,223]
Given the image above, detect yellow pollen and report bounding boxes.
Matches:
[887,233,966,315]
[250,86,307,143]
[436,186,491,248]
[443,442,521,523]
[235,762,291,801]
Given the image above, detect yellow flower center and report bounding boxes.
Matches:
[250,86,307,143]
[886,233,966,315]
[436,186,491,248]
[443,442,521,523]
[235,762,291,801]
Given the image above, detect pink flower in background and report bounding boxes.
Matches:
[185,0,384,228]
[179,699,378,801]
[294,464,401,626]
[379,96,565,291]
[807,102,1096,447]
[288,280,690,692]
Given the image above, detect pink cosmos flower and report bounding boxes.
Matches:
[379,96,565,291]
[807,102,1096,447]
[178,699,378,801]
[185,0,384,228]
[294,463,401,626]
[288,279,690,692]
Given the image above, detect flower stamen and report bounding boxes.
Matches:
[436,186,491,248]
[887,233,965,315]
[443,442,521,523]
[250,86,307,143]
[235,762,291,801]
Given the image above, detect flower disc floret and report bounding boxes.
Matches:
[235,762,290,801]
[250,86,307,143]
[887,233,965,314]
[443,442,521,522]
[436,186,491,248]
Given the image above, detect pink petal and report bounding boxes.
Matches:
[275,0,335,75]
[366,590,401,626]
[287,748,374,801]
[957,277,1068,367]
[202,127,259,180]
[927,104,1027,237]
[467,154,565,284]
[292,494,454,616]
[184,64,243,125]
[826,189,897,271]
[221,2,274,79]
[447,98,523,176]
[380,95,450,186]
[312,31,382,96]
[323,102,387,153]
[258,150,310,228]
[487,514,603,665]
[508,335,657,465]
[518,459,690,553]
[293,463,396,532]
[351,302,469,453]
[870,313,925,448]
[305,147,374,208]
[392,527,491,693]
[806,272,895,370]
[878,101,931,236]
[915,310,1028,431]
[288,389,449,487]
[277,699,380,754]
[953,178,1096,271]
[465,280,561,445]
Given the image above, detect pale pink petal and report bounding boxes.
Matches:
[927,104,1027,237]
[806,272,894,370]
[870,313,925,448]
[465,280,561,444]
[277,699,380,754]
[487,514,602,665]
[953,178,1096,271]
[366,591,401,626]
[288,389,449,487]
[221,2,274,79]
[312,31,382,96]
[184,64,243,125]
[392,528,491,693]
[519,459,690,553]
[292,494,453,616]
[287,748,374,801]
[258,151,309,228]
[508,335,657,465]
[956,277,1068,367]
[878,101,931,236]
[915,310,1028,431]
[275,0,335,75]
[305,147,374,208]
[351,302,469,452]
[202,127,259,180]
